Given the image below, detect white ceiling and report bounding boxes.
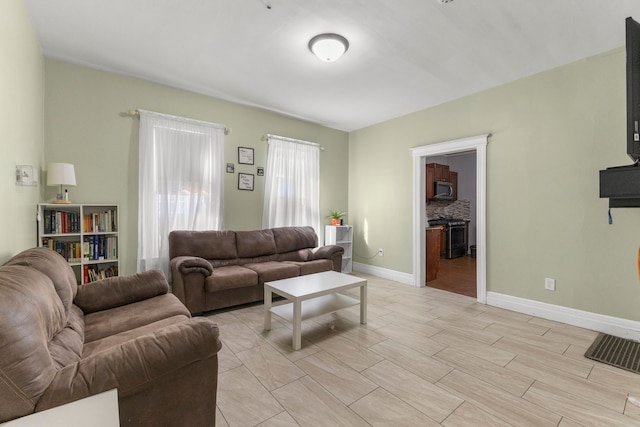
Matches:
[23,0,640,131]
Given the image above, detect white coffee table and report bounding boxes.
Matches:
[263,271,367,350]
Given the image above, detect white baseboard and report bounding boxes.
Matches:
[351,264,640,341]
[353,262,414,286]
[487,292,640,341]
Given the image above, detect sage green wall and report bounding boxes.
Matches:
[349,48,640,321]
[0,0,44,263]
[44,60,348,276]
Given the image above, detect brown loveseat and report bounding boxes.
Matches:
[0,247,221,426]
[170,226,344,314]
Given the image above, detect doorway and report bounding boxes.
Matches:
[425,151,477,297]
[411,134,488,303]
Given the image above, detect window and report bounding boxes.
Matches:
[262,135,320,234]
[137,110,225,276]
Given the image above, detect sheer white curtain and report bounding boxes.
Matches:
[138,110,225,276]
[262,135,320,234]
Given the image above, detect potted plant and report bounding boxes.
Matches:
[328,210,346,226]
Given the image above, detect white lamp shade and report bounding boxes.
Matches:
[309,34,349,62]
[47,163,76,186]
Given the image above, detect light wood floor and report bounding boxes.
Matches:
[427,255,477,298]
[208,273,640,426]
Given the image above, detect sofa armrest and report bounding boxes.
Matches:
[36,318,221,412]
[171,256,213,276]
[312,244,344,260]
[170,257,212,315]
[75,270,169,314]
[312,245,345,272]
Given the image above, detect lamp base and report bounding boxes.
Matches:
[52,200,71,204]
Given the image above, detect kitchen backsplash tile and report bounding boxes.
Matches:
[427,199,471,220]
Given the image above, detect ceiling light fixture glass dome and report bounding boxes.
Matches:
[308,33,349,62]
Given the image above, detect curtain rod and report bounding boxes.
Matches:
[127,109,230,135]
[262,134,324,150]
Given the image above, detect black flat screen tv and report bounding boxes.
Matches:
[599,17,640,207]
[627,17,640,162]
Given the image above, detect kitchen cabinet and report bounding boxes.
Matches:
[426,163,457,201]
[439,225,446,256]
[450,171,458,200]
[426,227,441,282]
[430,163,449,181]
[426,166,435,200]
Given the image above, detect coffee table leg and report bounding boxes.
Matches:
[360,281,367,324]
[293,299,302,350]
[264,285,272,331]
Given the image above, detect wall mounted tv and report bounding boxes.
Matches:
[599,16,640,208]
[627,16,640,162]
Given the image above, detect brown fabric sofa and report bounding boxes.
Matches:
[0,247,221,426]
[170,226,344,314]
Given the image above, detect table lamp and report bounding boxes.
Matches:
[47,163,76,204]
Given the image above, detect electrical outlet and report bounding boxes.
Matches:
[545,277,556,291]
[378,248,384,257]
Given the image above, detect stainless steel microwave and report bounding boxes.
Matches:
[434,181,453,200]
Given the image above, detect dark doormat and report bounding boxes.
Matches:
[584,333,640,374]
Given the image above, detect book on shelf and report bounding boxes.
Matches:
[82,235,118,261]
[83,209,118,233]
[43,209,81,234]
[41,238,117,282]
[41,238,82,263]
[84,264,118,284]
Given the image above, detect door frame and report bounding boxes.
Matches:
[411,134,489,303]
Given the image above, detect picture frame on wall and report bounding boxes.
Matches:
[226,163,235,173]
[257,167,264,176]
[238,147,254,165]
[238,173,254,191]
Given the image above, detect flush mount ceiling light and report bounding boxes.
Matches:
[308,33,349,62]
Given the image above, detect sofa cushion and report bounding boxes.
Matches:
[83,293,190,343]
[169,230,237,260]
[236,229,277,258]
[75,270,170,314]
[273,226,318,253]
[244,261,300,283]
[82,314,189,358]
[205,265,258,292]
[285,259,334,275]
[4,247,77,315]
[275,249,313,263]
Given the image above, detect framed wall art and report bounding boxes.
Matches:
[238,147,254,165]
[238,173,254,191]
